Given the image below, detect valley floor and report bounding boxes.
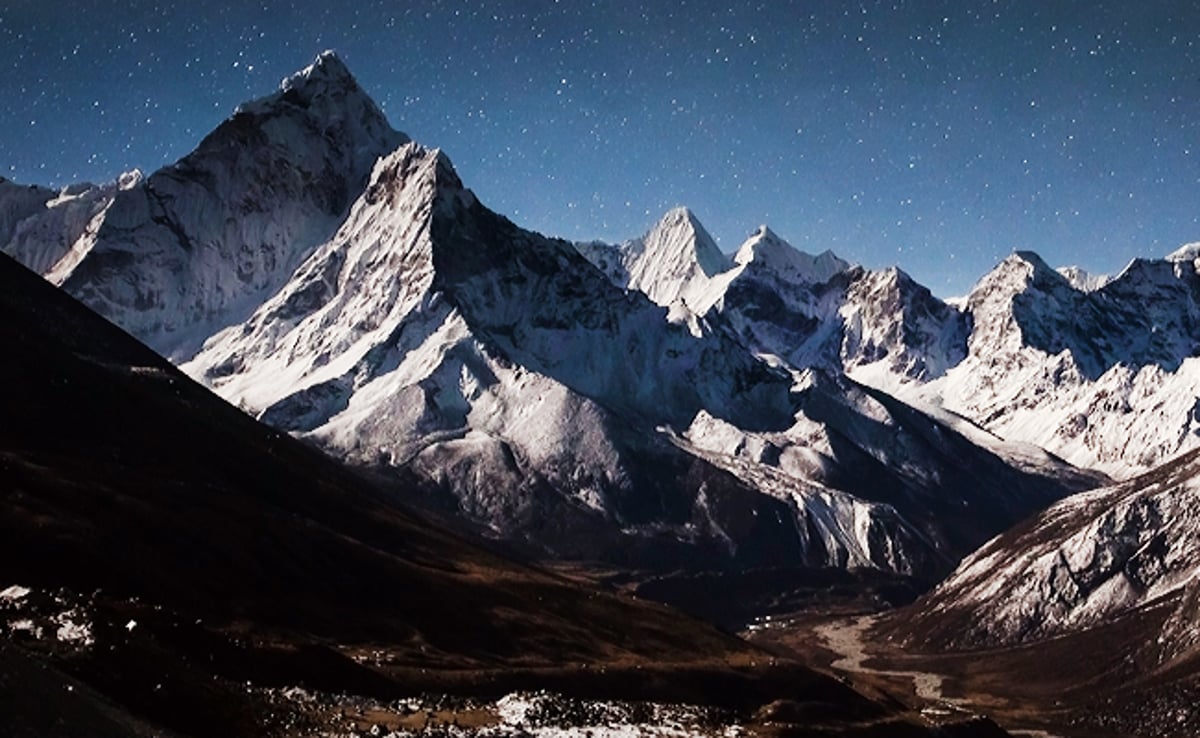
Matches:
[744,610,1139,738]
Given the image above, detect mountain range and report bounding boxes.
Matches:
[5,49,1200,737]
[1,52,1110,591]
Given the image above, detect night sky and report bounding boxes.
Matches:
[3,1,1199,296]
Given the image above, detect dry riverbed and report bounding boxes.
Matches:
[744,612,1078,738]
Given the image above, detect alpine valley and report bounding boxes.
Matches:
[5,51,1200,737]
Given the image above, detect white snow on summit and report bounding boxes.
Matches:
[891,250,1200,477]
[3,50,407,361]
[576,206,732,317]
[1056,264,1110,292]
[1166,241,1200,263]
[732,225,849,285]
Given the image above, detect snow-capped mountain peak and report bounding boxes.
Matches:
[732,225,849,284]
[574,206,733,314]
[1166,241,1200,263]
[9,50,412,361]
[969,250,1067,300]
[1055,264,1110,292]
[235,49,407,159]
[644,206,729,277]
[0,51,1105,586]
[620,206,731,308]
[285,48,355,88]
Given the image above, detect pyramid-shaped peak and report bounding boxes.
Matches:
[650,206,712,245]
[734,225,786,263]
[644,207,728,277]
[968,250,1071,306]
[658,205,703,228]
[266,50,389,119]
[228,50,407,157]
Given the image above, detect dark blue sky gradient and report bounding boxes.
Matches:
[3,1,1199,295]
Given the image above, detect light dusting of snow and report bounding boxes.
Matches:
[487,692,741,738]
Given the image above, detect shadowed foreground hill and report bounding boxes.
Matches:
[0,252,1002,736]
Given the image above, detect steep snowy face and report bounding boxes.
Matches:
[12,53,1096,577]
[687,228,844,369]
[183,142,447,411]
[706,254,967,384]
[680,368,1092,576]
[1100,257,1200,371]
[178,86,1075,575]
[961,250,1077,359]
[187,143,641,550]
[967,252,1200,380]
[577,207,732,312]
[428,197,790,431]
[0,173,142,278]
[45,51,407,360]
[895,449,1200,652]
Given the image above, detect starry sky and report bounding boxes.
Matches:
[3,1,1199,295]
